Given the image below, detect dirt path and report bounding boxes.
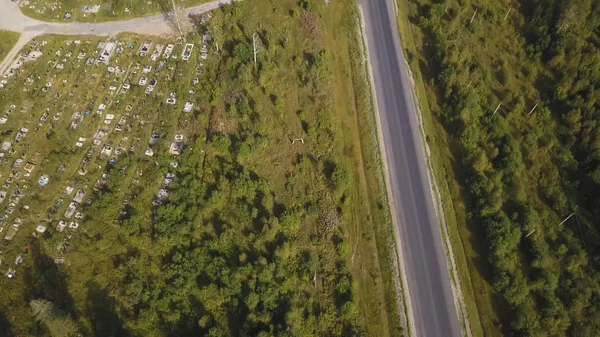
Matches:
[0,0,232,74]
[1,0,231,34]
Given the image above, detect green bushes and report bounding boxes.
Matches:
[0,30,19,63]
[30,299,79,337]
[413,0,600,335]
[0,0,394,335]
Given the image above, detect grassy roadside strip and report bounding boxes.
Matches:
[0,30,20,65]
[391,0,486,336]
[352,4,410,337]
[322,2,398,335]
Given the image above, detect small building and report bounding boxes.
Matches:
[151,44,164,61]
[138,41,152,57]
[15,128,28,141]
[38,175,49,186]
[74,189,86,203]
[23,162,36,173]
[182,43,194,61]
[183,102,193,113]
[56,220,66,232]
[101,145,113,157]
[70,112,83,130]
[97,41,116,64]
[169,142,181,155]
[149,133,160,145]
[5,219,22,241]
[64,202,78,218]
[163,44,174,58]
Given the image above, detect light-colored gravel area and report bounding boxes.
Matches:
[0,0,232,74]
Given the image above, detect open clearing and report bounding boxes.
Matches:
[0,31,20,64]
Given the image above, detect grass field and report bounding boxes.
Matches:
[322,3,403,336]
[20,0,208,22]
[0,31,20,64]
[0,0,401,335]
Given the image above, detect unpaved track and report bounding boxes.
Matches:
[0,0,232,73]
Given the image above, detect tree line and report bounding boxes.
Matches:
[417,0,600,335]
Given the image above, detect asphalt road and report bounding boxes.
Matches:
[359,0,463,336]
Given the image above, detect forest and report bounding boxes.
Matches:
[408,0,600,335]
[0,0,399,336]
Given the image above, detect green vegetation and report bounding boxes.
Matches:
[0,0,401,336]
[30,299,79,337]
[0,30,20,63]
[20,0,208,22]
[399,0,600,336]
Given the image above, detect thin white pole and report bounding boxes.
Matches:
[528,103,539,116]
[504,7,512,21]
[492,103,501,116]
[469,9,477,25]
[558,212,575,226]
[525,228,536,238]
[253,33,258,65]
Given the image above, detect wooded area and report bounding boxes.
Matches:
[411,0,600,335]
[0,0,398,336]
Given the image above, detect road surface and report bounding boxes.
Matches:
[359,0,463,336]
